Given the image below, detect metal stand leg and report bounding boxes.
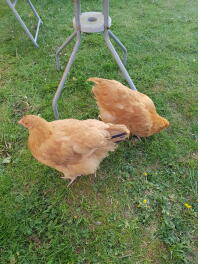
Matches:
[52,31,81,119]
[103,0,136,90]
[104,30,136,90]
[52,0,137,119]
[27,0,41,19]
[108,30,127,65]
[56,31,77,70]
[6,0,43,48]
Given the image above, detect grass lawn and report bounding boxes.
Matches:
[0,0,198,263]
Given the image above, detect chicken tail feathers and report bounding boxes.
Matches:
[112,132,128,144]
[107,124,130,143]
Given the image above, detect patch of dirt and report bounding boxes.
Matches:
[0,137,13,158]
[141,223,170,264]
[178,152,198,162]
[13,96,36,118]
[29,235,42,248]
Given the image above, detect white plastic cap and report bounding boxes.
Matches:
[73,12,112,33]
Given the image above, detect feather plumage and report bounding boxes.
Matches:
[18,115,129,184]
[89,77,169,137]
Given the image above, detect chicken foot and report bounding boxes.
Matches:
[134,135,142,141]
[130,135,142,144]
[67,177,79,187]
[60,175,80,187]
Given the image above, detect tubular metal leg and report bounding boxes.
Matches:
[27,0,42,20]
[104,30,137,90]
[27,0,42,43]
[52,31,81,119]
[56,31,77,70]
[108,30,127,65]
[6,0,42,48]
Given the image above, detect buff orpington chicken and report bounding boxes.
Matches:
[18,115,129,186]
[89,77,169,137]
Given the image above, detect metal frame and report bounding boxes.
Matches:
[53,0,137,119]
[6,0,43,48]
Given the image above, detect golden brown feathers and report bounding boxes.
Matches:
[18,115,129,185]
[89,77,169,137]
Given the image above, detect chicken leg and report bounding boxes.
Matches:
[60,175,80,187]
[67,177,79,187]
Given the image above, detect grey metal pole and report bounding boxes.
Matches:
[52,32,81,119]
[27,0,43,21]
[13,0,18,7]
[6,0,43,48]
[56,31,77,70]
[108,30,128,65]
[52,0,137,118]
[74,0,81,30]
[34,20,42,43]
[27,0,42,43]
[103,0,109,29]
[103,0,136,90]
[6,0,39,47]
[52,0,82,119]
[104,30,136,90]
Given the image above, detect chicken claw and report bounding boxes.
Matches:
[60,176,80,187]
[67,177,78,187]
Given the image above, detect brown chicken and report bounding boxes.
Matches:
[18,115,129,186]
[89,77,169,137]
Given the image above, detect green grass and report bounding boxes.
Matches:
[0,0,198,263]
